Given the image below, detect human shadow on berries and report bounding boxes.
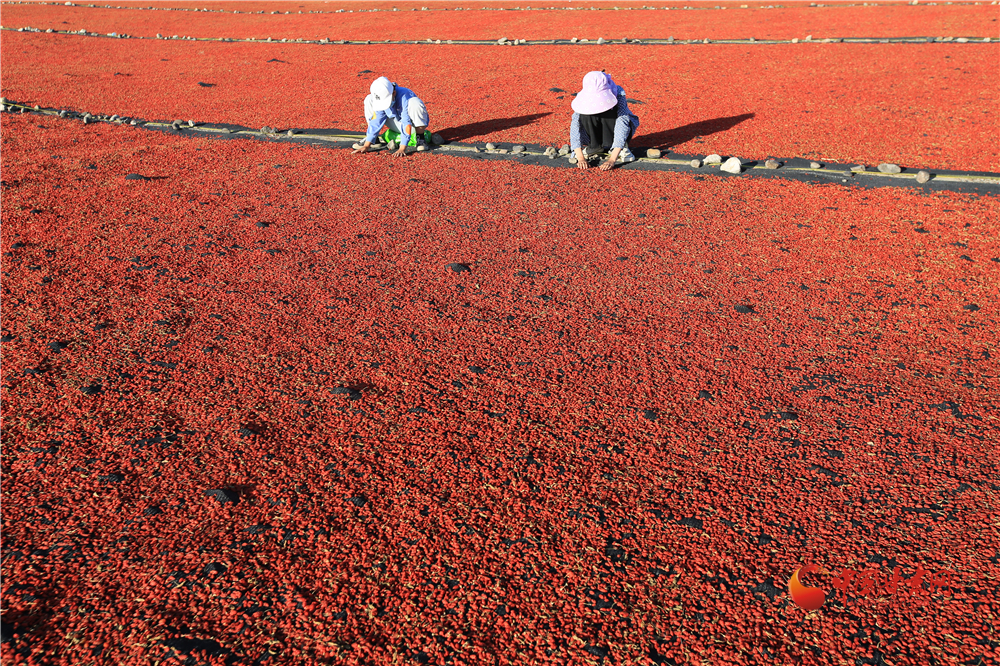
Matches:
[634,112,755,151]
[438,113,553,142]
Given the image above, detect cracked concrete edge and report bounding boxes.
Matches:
[3,100,997,196]
[0,26,994,45]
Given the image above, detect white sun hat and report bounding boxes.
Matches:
[370,76,395,111]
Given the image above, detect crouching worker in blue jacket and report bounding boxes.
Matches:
[570,71,640,171]
[353,76,432,157]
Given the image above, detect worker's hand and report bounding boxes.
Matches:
[575,148,588,170]
[600,147,622,170]
[352,142,369,155]
[392,145,407,158]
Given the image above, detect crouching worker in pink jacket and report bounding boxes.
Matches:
[570,71,640,171]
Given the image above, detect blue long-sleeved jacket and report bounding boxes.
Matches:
[570,88,640,150]
[365,85,420,145]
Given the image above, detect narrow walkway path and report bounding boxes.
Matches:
[2,24,993,44]
[4,99,998,195]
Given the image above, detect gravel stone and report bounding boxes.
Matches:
[597,37,606,44]
[810,161,822,169]
[690,159,702,168]
[558,144,570,155]
[915,170,931,184]
[498,37,507,44]
[646,148,662,159]
[851,165,866,173]
[431,133,444,145]
[704,154,722,164]
[568,157,578,164]
[764,159,780,169]
[877,163,902,174]
[485,142,496,151]
[512,145,525,153]
[720,157,742,174]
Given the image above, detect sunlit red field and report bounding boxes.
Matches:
[5,1,996,40]
[2,2,999,666]
[3,36,997,170]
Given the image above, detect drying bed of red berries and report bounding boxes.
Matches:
[3,32,998,172]
[8,0,976,12]
[4,2,995,41]
[2,110,998,665]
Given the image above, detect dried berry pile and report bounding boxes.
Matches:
[3,33,997,171]
[4,2,994,41]
[2,111,998,665]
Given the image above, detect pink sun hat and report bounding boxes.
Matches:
[571,71,619,115]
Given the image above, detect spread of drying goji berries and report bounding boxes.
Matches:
[1,4,998,666]
[2,16,997,171]
[3,1,994,41]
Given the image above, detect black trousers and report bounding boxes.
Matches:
[579,107,632,151]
